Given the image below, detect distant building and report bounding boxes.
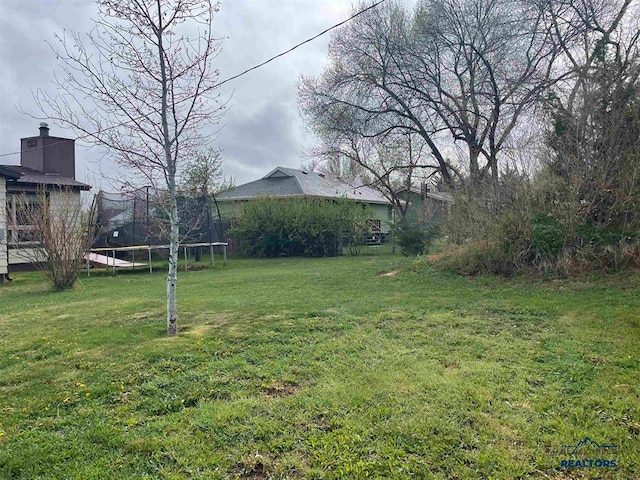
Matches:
[217,167,394,243]
[0,124,90,281]
[396,184,455,224]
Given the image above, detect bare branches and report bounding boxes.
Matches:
[299,1,455,193]
[37,0,224,189]
[300,0,565,195]
[411,0,562,186]
[15,188,96,290]
[37,0,226,335]
[545,0,640,232]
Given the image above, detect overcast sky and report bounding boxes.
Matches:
[0,0,414,191]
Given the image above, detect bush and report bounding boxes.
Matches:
[532,213,565,258]
[442,194,493,245]
[439,179,534,275]
[436,241,497,275]
[15,188,95,290]
[439,198,640,276]
[392,217,437,256]
[229,198,368,258]
[432,164,640,276]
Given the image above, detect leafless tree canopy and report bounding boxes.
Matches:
[545,0,640,232]
[39,0,225,188]
[38,0,226,334]
[299,0,565,195]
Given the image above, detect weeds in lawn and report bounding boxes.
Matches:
[0,256,638,478]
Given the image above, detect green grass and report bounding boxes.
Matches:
[0,255,638,479]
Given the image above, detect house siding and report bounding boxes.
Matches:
[8,249,39,265]
[7,190,82,265]
[366,203,393,233]
[49,189,81,218]
[400,190,452,224]
[0,177,7,275]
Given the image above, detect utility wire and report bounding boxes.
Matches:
[0,1,386,159]
[215,0,386,89]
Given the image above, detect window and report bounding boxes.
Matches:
[7,193,46,247]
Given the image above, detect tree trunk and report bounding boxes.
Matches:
[469,147,482,191]
[490,154,498,186]
[166,191,179,335]
[156,2,178,336]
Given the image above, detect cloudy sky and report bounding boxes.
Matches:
[0,0,415,190]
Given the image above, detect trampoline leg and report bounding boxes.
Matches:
[112,250,116,275]
[223,246,227,265]
[211,245,214,267]
[86,254,90,277]
[149,249,152,273]
[184,247,188,272]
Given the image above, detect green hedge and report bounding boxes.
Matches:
[229,197,368,258]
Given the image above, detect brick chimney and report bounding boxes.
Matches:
[21,123,76,179]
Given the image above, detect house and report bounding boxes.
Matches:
[0,124,90,281]
[0,167,21,280]
[217,167,394,243]
[396,184,454,224]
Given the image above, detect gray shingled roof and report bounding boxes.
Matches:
[218,167,391,205]
[398,186,455,204]
[0,165,21,179]
[0,165,91,190]
[426,190,454,203]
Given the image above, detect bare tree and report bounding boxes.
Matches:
[542,0,638,118]
[411,0,560,188]
[308,129,432,217]
[299,1,456,189]
[299,0,563,194]
[37,1,225,335]
[544,0,640,234]
[15,187,95,291]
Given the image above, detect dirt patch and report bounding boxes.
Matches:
[184,265,210,271]
[378,270,397,277]
[441,358,460,371]
[260,381,299,398]
[234,453,270,479]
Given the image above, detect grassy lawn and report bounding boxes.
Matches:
[0,255,638,479]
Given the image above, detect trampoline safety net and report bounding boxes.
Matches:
[92,188,225,248]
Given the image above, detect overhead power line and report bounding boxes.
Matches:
[0,0,386,159]
[214,0,387,89]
